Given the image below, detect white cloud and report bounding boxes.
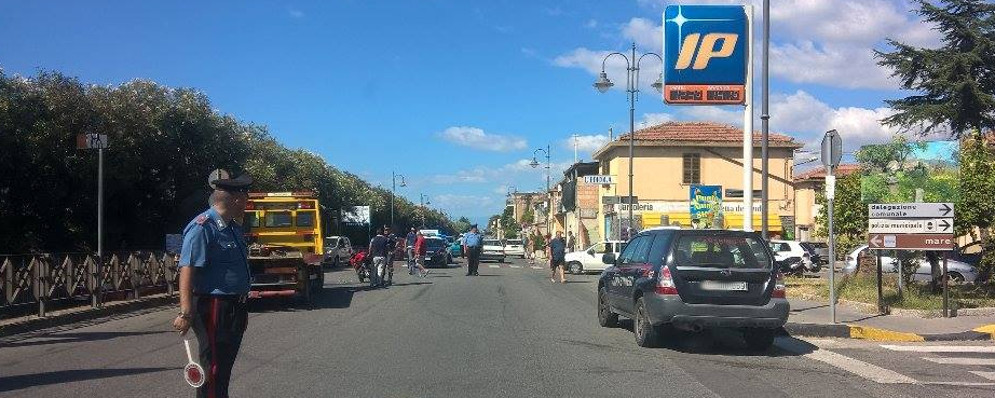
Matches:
[640,112,675,126]
[437,126,527,152]
[584,19,598,29]
[622,17,662,52]
[564,134,610,154]
[432,194,497,209]
[288,8,304,18]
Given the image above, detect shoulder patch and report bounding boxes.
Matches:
[195,214,209,225]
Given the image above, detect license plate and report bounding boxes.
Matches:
[425,256,433,260]
[700,281,748,291]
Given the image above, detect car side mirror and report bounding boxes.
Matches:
[602,253,616,265]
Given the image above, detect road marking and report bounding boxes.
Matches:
[488,265,500,268]
[922,357,995,366]
[970,371,995,381]
[777,338,917,384]
[509,265,521,269]
[531,266,543,270]
[881,345,995,353]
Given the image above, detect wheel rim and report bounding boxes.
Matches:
[636,305,645,340]
[599,293,608,318]
[950,273,964,283]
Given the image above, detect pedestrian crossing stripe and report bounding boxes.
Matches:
[880,345,995,353]
[509,265,521,269]
[970,371,995,381]
[531,266,543,270]
[488,265,500,268]
[922,357,995,366]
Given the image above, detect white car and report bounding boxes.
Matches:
[481,239,506,262]
[843,245,978,283]
[504,239,526,258]
[564,240,625,274]
[769,240,818,273]
[323,236,353,267]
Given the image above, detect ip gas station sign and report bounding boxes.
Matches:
[663,5,748,105]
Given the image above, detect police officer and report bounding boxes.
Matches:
[463,225,483,276]
[173,173,253,398]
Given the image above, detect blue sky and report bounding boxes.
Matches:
[0,0,940,225]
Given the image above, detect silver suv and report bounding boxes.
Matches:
[597,229,789,350]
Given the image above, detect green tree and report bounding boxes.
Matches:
[958,138,995,277]
[815,172,867,260]
[875,0,995,139]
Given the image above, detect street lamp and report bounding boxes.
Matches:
[419,193,430,228]
[391,171,406,230]
[531,145,551,233]
[593,43,662,237]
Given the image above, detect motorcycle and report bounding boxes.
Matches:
[778,257,807,276]
[349,249,371,284]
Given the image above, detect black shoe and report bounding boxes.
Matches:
[473,272,479,276]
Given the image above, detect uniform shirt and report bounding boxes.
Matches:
[406,232,417,247]
[463,232,482,247]
[549,237,566,259]
[179,208,250,296]
[369,234,389,257]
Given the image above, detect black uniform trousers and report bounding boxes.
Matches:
[192,295,248,398]
[467,246,482,275]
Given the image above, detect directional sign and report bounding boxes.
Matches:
[76,133,109,150]
[868,218,953,234]
[868,234,955,251]
[583,175,615,185]
[868,203,954,219]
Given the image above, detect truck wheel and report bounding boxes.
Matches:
[313,267,324,292]
[298,268,313,307]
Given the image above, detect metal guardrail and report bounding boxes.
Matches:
[0,252,178,319]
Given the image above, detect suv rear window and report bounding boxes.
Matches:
[672,235,771,269]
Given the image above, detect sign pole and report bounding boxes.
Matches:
[827,167,836,323]
[942,253,949,318]
[876,249,884,314]
[742,4,754,232]
[760,0,770,239]
[95,146,105,307]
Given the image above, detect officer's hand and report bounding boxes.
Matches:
[173,316,191,336]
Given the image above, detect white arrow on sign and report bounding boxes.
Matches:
[868,203,953,218]
[868,218,953,234]
[870,234,884,248]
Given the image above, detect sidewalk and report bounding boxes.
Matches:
[787,298,995,341]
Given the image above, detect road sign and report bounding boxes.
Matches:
[663,5,748,105]
[583,175,615,185]
[868,234,955,251]
[76,133,109,149]
[868,203,954,218]
[869,218,953,234]
[821,129,842,168]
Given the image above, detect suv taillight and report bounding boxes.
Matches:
[655,266,678,295]
[771,272,786,298]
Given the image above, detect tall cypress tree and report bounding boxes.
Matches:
[876,0,995,139]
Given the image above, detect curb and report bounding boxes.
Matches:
[785,322,995,342]
[0,294,178,339]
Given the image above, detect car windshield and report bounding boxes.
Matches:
[673,235,771,269]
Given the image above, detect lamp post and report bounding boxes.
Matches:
[593,43,663,237]
[419,194,430,228]
[390,171,406,230]
[530,146,550,233]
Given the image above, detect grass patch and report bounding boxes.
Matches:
[786,274,995,311]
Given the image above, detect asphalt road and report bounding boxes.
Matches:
[0,257,992,397]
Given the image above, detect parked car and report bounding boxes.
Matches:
[597,229,787,350]
[564,240,625,274]
[951,241,983,268]
[448,240,463,258]
[323,236,353,267]
[423,237,452,266]
[481,239,506,262]
[843,245,978,283]
[800,241,830,265]
[769,240,819,274]
[504,239,526,258]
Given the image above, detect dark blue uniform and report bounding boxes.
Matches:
[179,208,249,398]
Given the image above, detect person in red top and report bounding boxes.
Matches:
[412,232,430,277]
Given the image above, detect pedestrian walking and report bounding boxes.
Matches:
[566,231,576,253]
[405,227,417,273]
[522,233,532,264]
[548,231,567,283]
[463,225,483,276]
[368,228,390,288]
[384,226,396,285]
[412,232,430,277]
[173,173,253,398]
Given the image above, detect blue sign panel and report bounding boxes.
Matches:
[663,5,748,105]
[690,185,723,229]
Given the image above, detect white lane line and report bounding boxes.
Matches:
[922,357,995,366]
[777,339,917,384]
[530,266,543,270]
[509,265,522,269]
[488,265,500,268]
[881,345,995,353]
[970,371,995,381]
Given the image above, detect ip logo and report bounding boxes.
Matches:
[664,5,748,85]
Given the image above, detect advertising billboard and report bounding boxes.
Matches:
[663,5,748,105]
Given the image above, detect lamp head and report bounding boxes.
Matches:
[593,71,613,93]
[529,158,540,168]
[651,75,663,93]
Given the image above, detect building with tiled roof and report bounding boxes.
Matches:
[590,121,803,239]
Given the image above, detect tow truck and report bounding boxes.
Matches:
[243,191,325,303]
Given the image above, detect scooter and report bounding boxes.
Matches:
[349,250,371,284]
